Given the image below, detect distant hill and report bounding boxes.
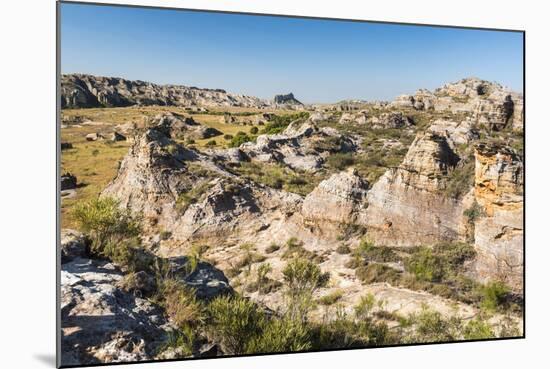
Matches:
[61,74,271,109]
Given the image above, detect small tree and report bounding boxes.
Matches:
[283,258,330,322]
[256,263,272,294]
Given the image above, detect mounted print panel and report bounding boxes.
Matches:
[58,1,524,367]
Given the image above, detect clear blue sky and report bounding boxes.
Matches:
[60,2,523,103]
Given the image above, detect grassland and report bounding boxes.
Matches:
[60,106,295,228]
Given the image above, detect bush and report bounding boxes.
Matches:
[355,239,400,263]
[261,112,309,135]
[206,295,265,354]
[158,326,195,358]
[250,126,259,134]
[161,279,204,329]
[356,263,401,284]
[229,133,253,148]
[479,281,510,312]
[283,258,330,321]
[406,307,461,343]
[318,290,344,306]
[246,317,312,353]
[205,139,217,147]
[444,158,475,199]
[405,246,445,282]
[223,134,233,140]
[73,197,140,257]
[463,317,495,340]
[326,152,355,171]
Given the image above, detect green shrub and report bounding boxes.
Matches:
[206,295,265,354]
[223,134,233,140]
[318,290,344,306]
[326,153,355,170]
[355,239,400,263]
[406,307,461,343]
[229,133,253,148]
[444,158,475,198]
[73,197,140,257]
[185,138,195,145]
[246,317,312,353]
[205,139,217,147]
[463,317,495,340]
[250,126,259,134]
[479,281,510,312]
[158,326,195,358]
[405,246,445,282]
[261,112,310,135]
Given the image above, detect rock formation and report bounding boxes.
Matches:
[364,131,466,246]
[273,92,303,106]
[471,143,524,291]
[61,74,270,109]
[302,168,369,224]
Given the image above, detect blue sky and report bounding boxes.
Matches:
[60,2,523,103]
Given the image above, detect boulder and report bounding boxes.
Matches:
[85,133,103,141]
[370,112,413,129]
[61,173,77,190]
[110,132,126,142]
[61,229,87,262]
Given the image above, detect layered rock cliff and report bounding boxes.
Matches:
[61,74,270,109]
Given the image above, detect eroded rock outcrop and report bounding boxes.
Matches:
[365,132,466,246]
[61,74,270,109]
[302,168,369,224]
[61,257,169,366]
[472,143,524,291]
[239,121,356,171]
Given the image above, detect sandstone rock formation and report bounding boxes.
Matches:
[239,121,356,171]
[471,142,524,291]
[61,74,270,109]
[364,131,466,246]
[302,168,369,224]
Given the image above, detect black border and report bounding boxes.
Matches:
[56,1,526,368]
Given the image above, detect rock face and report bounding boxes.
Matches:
[61,257,169,366]
[302,168,369,224]
[472,143,524,291]
[273,92,303,106]
[61,74,270,109]
[365,131,466,246]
